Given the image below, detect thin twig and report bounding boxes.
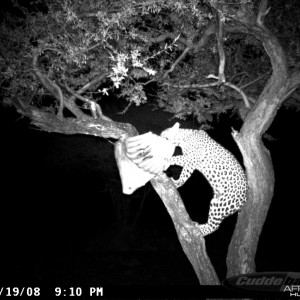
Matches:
[240,73,269,89]
[163,47,190,79]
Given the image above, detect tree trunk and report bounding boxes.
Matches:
[227,129,274,276]
[226,2,300,275]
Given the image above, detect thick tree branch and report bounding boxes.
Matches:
[12,98,136,139]
[151,175,220,285]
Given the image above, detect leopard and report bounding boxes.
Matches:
[161,122,248,236]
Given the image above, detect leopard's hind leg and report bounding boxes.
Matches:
[197,194,232,236]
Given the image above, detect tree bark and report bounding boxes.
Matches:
[227,128,274,276]
[151,175,220,285]
[226,1,300,277]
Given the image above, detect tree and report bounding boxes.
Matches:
[1,0,300,285]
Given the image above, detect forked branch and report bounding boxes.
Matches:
[32,50,64,119]
[64,82,112,121]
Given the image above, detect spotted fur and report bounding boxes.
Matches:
[161,123,248,236]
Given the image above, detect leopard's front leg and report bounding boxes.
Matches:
[167,155,194,188]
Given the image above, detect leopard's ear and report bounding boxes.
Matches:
[172,122,180,130]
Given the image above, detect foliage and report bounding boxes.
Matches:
[0,0,300,124]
